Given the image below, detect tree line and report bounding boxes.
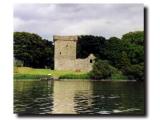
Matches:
[14,32,54,69]
[77,31,144,81]
[14,31,144,81]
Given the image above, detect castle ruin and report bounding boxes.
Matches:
[54,36,95,72]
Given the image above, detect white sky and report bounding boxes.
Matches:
[14,4,144,41]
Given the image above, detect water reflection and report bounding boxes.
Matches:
[53,80,93,114]
[14,80,144,115]
[74,81,144,114]
[14,80,53,114]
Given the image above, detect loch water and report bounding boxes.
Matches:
[14,80,145,115]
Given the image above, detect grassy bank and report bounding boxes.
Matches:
[59,73,90,79]
[14,67,127,80]
[14,67,89,79]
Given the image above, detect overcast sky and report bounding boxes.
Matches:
[14,4,144,41]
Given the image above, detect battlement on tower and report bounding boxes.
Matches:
[53,36,78,41]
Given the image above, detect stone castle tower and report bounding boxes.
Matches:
[54,35,95,72]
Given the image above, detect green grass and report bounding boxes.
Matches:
[14,67,127,80]
[14,67,53,75]
[14,74,50,79]
[59,73,90,79]
[14,67,89,79]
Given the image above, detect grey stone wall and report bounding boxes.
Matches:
[54,35,95,72]
[75,54,95,72]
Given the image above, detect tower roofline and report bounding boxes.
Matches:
[53,35,78,41]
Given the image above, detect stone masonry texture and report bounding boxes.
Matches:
[54,35,95,72]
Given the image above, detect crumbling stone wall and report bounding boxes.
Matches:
[75,54,95,72]
[54,35,95,72]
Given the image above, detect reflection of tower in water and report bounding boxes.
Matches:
[52,80,93,114]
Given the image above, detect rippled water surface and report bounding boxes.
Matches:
[14,80,145,115]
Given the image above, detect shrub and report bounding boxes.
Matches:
[89,60,112,79]
[126,63,144,81]
[109,65,127,80]
[89,59,127,80]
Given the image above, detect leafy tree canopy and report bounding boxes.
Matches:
[14,32,54,69]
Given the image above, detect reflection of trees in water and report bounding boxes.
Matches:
[92,81,144,114]
[14,80,54,114]
[117,82,145,114]
[14,80,144,115]
[74,81,144,114]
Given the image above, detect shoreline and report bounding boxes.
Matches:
[14,78,138,82]
[14,67,138,81]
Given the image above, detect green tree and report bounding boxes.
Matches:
[120,31,144,80]
[77,35,107,59]
[118,51,131,72]
[122,31,144,46]
[77,31,144,81]
[104,37,124,67]
[14,32,54,68]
